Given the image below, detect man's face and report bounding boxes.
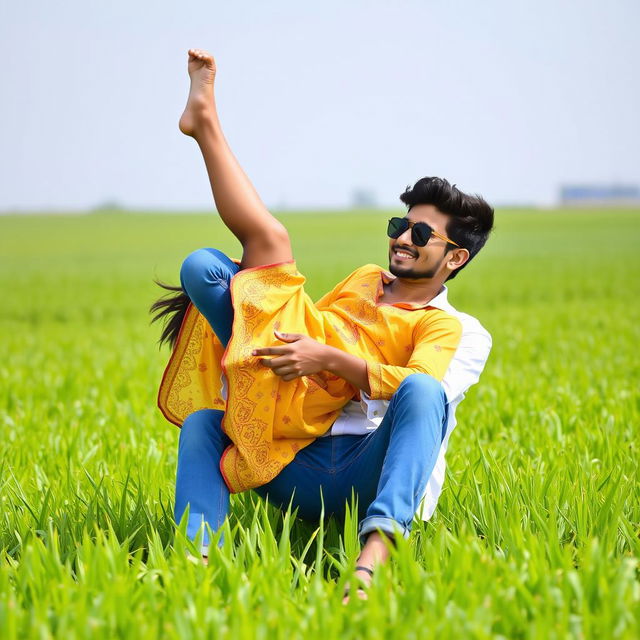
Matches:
[388,204,453,280]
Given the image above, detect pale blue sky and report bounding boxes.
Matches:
[1,0,638,210]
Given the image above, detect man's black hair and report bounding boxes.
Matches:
[399,177,494,280]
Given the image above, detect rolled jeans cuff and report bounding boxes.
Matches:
[358,515,410,545]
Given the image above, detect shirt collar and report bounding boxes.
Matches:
[379,268,452,311]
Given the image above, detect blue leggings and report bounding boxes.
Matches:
[174,248,448,552]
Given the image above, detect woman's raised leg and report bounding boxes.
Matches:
[179,49,293,270]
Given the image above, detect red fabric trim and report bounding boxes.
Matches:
[219,445,235,493]
[218,263,240,491]
[232,259,295,275]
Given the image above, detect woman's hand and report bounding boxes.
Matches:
[253,330,329,381]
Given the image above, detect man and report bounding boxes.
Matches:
[151,49,493,601]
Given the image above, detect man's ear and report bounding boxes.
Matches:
[446,247,470,274]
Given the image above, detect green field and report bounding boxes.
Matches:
[1,209,639,638]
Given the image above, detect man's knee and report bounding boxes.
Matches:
[392,374,448,438]
[180,248,229,294]
[179,409,226,453]
[393,374,447,417]
[396,373,444,399]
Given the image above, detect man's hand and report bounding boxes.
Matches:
[253,330,329,381]
[253,329,372,394]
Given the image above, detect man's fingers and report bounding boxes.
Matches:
[252,346,288,356]
[263,361,299,377]
[258,355,292,368]
[257,358,300,378]
[274,329,303,343]
[273,366,297,377]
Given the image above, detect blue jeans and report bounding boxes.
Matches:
[174,248,448,551]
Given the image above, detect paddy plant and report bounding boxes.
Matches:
[0,209,638,638]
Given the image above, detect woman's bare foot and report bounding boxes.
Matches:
[179,48,217,137]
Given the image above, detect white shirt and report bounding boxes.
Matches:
[325,285,492,521]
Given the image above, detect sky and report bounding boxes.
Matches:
[1,0,638,210]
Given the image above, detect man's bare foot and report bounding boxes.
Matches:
[341,565,373,604]
[185,552,209,566]
[178,48,217,137]
[341,532,394,604]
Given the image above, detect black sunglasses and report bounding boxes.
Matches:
[387,217,461,248]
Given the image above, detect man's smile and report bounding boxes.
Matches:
[392,246,418,260]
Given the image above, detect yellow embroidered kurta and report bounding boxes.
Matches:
[158,262,462,492]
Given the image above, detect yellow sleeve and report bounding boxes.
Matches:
[366,312,463,400]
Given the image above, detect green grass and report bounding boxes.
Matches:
[1,208,639,638]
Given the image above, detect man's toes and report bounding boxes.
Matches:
[341,587,368,605]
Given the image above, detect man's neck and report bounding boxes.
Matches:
[381,274,445,306]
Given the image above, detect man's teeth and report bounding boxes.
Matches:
[395,251,414,258]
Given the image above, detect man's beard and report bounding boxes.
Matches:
[388,254,444,280]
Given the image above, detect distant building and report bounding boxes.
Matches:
[351,188,378,209]
[560,184,640,207]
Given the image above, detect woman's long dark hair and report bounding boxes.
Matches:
[149,281,191,349]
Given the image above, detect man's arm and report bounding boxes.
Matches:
[366,313,462,400]
[254,311,462,397]
[321,343,371,394]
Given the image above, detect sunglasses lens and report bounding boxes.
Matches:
[412,223,432,246]
[387,218,407,238]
